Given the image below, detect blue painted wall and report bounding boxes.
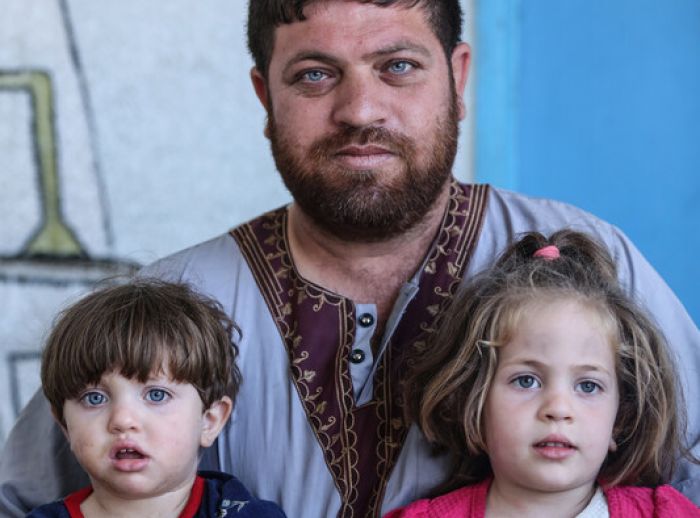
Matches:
[476,0,700,324]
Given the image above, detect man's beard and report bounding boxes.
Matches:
[268,96,459,242]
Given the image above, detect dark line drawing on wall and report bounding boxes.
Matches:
[0,69,139,284]
[0,70,85,258]
[58,0,114,249]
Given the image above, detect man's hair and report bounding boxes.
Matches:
[247,0,463,78]
[42,279,242,424]
[404,230,695,494]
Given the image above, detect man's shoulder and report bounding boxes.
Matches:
[468,183,628,253]
[140,205,288,281]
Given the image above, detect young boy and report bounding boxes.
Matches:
[28,280,285,517]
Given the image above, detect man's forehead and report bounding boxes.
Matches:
[269,1,438,64]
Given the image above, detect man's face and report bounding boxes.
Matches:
[254,1,469,241]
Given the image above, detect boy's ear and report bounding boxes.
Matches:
[50,407,70,440]
[200,396,233,448]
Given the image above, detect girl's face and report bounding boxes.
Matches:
[483,298,619,506]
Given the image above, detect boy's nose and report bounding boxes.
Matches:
[108,402,140,433]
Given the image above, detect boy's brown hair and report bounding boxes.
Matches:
[42,279,242,424]
[404,230,695,494]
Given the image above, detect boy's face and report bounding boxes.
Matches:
[61,369,230,500]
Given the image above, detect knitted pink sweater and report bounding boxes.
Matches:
[384,479,700,517]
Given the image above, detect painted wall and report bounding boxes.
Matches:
[476,0,700,324]
[0,0,475,446]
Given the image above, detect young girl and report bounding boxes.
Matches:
[387,230,699,517]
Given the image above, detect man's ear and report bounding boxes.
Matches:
[450,42,471,120]
[250,67,272,138]
[251,67,270,111]
[200,396,233,448]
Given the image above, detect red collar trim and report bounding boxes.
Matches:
[62,476,204,518]
[179,476,205,518]
[64,486,92,518]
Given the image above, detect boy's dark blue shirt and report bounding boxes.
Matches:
[26,471,286,517]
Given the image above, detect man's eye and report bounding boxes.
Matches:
[82,392,106,406]
[387,61,414,74]
[513,375,540,389]
[578,381,600,394]
[301,70,327,83]
[146,388,169,403]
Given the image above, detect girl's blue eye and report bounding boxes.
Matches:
[146,389,168,402]
[82,392,106,406]
[578,381,600,394]
[513,375,540,389]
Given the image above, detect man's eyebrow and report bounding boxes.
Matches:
[364,41,433,60]
[283,51,342,75]
[282,41,433,74]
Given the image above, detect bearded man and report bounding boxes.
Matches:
[2,1,698,517]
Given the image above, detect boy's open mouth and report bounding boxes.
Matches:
[115,448,145,460]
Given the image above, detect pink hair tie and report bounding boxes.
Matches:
[533,245,560,261]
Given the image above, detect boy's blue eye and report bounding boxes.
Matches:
[82,392,106,406]
[513,375,540,389]
[146,388,168,402]
[578,381,600,394]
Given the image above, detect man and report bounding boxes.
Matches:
[2,1,698,517]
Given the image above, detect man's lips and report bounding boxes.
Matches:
[333,145,397,168]
[336,145,394,156]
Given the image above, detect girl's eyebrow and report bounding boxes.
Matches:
[502,358,614,376]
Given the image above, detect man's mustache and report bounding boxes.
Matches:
[310,126,414,159]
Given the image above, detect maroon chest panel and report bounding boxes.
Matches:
[231,181,490,517]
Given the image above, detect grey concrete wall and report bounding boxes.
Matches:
[0,0,474,445]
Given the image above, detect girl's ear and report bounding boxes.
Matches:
[608,437,618,452]
[200,396,233,448]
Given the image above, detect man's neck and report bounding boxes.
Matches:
[286,182,451,327]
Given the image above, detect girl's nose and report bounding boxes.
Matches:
[538,389,574,422]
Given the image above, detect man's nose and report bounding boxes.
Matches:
[331,70,388,129]
[538,388,574,422]
[108,401,140,433]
